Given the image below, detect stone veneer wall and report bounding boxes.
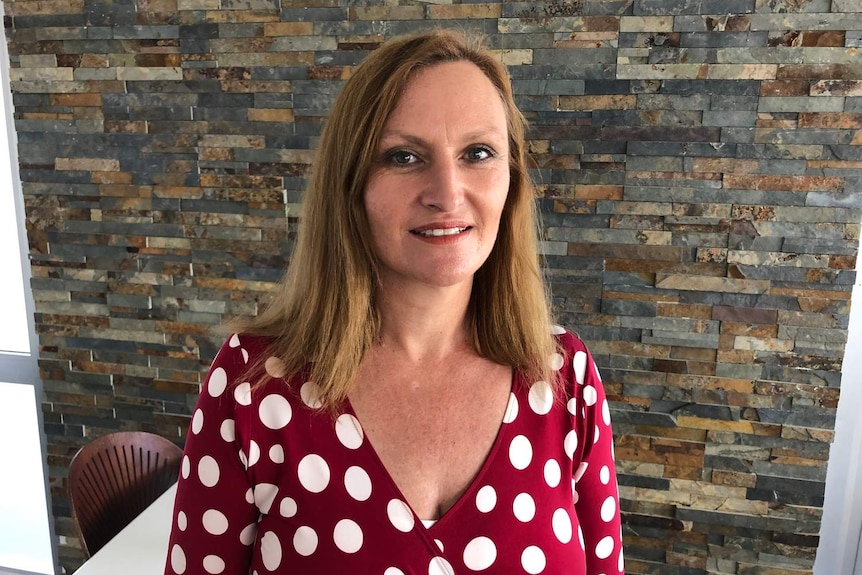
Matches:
[4,0,861,573]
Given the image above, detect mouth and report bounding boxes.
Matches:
[411,226,471,237]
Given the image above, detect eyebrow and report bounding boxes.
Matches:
[377,128,508,147]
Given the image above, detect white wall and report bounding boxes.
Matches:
[816,247,862,575]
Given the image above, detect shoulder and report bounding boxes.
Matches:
[549,324,602,396]
[551,324,590,356]
[203,333,294,402]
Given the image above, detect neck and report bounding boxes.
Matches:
[374,279,474,363]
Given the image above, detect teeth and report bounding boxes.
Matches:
[417,227,467,237]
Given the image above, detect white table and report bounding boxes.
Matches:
[73,483,177,575]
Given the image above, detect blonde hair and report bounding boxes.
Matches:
[235,29,557,407]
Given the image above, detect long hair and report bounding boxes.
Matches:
[235,29,557,408]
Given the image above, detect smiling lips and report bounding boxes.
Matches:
[413,226,470,237]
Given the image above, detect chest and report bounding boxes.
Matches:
[348,359,513,520]
[241,373,586,575]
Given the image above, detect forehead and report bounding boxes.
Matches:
[381,60,508,137]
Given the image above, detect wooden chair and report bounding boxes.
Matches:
[68,431,182,558]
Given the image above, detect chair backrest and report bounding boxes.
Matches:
[68,431,182,558]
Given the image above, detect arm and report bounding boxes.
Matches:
[164,338,259,575]
[572,343,624,575]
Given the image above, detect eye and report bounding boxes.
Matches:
[465,146,495,162]
[386,150,419,166]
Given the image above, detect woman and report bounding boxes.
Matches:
[165,30,623,575]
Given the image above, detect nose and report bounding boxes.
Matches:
[420,156,465,212]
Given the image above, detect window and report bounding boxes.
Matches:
[0,0,55,569]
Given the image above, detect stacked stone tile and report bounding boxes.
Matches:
[3,0,860,573]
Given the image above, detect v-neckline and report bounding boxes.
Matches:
[344,368,521,535]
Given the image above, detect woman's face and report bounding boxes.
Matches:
[363,60,511,293]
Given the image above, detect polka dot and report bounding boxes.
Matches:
[583,385,597,407]
[619,548,625,572]
[269,444,284,464]
[566,397,577,416]
[528,381,553,415]
[297,454,330,493]
[245,488,254,504]
[385,569,405,575]
[293,526,318,557]
[191,409,204,435]
[594,425,601,445]
[552,508,573,543]
[181,455,190,479]
[502,393,519,423]
[203,555,224,574]
[234,382,251,406]
[241,348,249,363]
[509,435,532,470]
[198,456,220,487]
[544,459,561,488]
[521,546,546,574]
[300,382,323,409]
[435,539,444,552]
[574,461,589,482]
[247,440,260,467]
[600,465,610,485]
[601,496,617,523]
[240,523,257,545]
[220,419,235,442]
[595,535,615,559]
[428,556,455,575]
[239,450,248,469]
[228,334,240,348]
[475,485,497,513]
[254,483,279,514]
[578,525,585,550]
[280,497,297,518]
[549,353,564,371]
[202,509,228,535]
[335,413,364,449]
[602,399,611,426]
[264,356,287,378]
[513,492,536,522]
[333,519,363,553]
[207,367,227,397]
[573,351,587,384]
[344,466,372,501]
[564,429,578,460]
[463,536,497,571]
[177,511,187,531]
[261,531,283,570]
[170,544,186,574]
[259,394,292,430]
[551,324,566,335]
[387,499,415,532]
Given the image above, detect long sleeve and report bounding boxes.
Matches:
[571,341,624,575]
[164,337,259,575]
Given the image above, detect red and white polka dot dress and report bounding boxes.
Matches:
[164,328,624,575]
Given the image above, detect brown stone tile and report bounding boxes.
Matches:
[800,30,845,47]
[778,63,862,80]
[799,113,862,129]
[262,22,314,36]
[427,3,501,19]
[723,174,842,192]
[663,465,703,480]
[135,53,181,67]
[811,79,862,96]
[559,94,636,110]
